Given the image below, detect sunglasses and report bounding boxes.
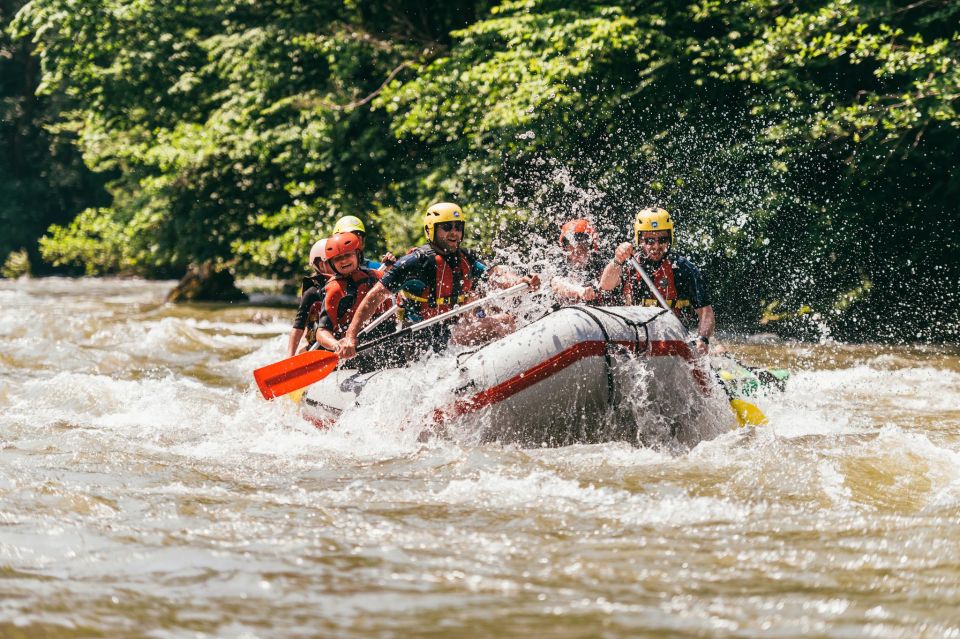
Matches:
[562,232,593,247]
[641,236,671,246]
[436,221,465,232]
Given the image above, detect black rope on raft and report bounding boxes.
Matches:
[570,306,618,407]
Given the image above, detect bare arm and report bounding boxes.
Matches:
[335,282,392,359]
[695,305,715,338]
[599,261,623,292]
[600,242,634,291]
[487,265,540,290]
[314,329,340,352]
[286,327,305,358]
[551,276,597,302]
[694,305,715,355]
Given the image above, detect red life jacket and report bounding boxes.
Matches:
[404,246,475,319]
[624,258,690,316]
[322,267,383,337]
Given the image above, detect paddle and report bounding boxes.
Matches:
[356,278,432,338]
[625,257,768,427]
[358,302,397,337]
[254,282,530,400]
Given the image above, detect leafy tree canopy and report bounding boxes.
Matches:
[7,0,958,340]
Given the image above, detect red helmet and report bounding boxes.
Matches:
[559,219,598,249]
[324,232,363,261]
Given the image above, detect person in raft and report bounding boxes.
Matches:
[335,202,540,362]
[312,231,404,372]
[550,218,609,305]
[287,238,335,357]
[598,207,715,355]
[332,215,396,272]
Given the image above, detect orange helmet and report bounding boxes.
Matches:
[324,232,363,261]
[559,219,598,249]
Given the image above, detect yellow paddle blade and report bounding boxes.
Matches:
[287,388,306,404]
[730,398,769,427]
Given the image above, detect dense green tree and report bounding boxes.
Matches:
[15,0,442,276]
[0,0,104,273]
[719,0,960,340]
[378,0,959,340]
[9,0,958,339]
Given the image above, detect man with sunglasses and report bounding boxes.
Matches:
[599,207,715,354]
[551,218,607,304]
[335,201,539,362]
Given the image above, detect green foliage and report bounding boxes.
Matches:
[8,0,959,340]
[15,0,423,278]
[1,0,105,272]
[1,249,30,278]
[377,0,959,340]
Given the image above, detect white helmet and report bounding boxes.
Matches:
[309,239,333,276]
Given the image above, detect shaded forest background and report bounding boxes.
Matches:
[2,0,957,342]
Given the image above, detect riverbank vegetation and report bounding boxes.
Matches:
[2,0,957,341]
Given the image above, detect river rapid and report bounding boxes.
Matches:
[1,277,958,638]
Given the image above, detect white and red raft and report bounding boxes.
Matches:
[299,305,735,447]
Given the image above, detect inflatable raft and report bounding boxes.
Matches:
[299,305,739,447]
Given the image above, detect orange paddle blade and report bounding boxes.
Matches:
[253,350,339,400]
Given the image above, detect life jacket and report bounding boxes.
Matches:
[322,267,383,337]
[398,245,475,322]
[624,257,690,316]
[300,275,325,297]
[300,276,326,345]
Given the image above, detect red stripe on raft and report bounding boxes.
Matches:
[433,339,711,423]
[649,340,711,393]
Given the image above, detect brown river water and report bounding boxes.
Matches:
[1,277,958,638]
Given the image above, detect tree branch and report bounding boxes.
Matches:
[315,60,413,111]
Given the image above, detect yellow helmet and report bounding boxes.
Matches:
[633,207,674,244]
[423,202,466,241]
[333,215,366,236]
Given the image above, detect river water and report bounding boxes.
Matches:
[1,277,958,638]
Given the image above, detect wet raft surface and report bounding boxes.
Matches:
[1,278,959,638]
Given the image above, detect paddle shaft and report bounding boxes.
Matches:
[354,282,529,355]
[255,282,530,399]
[358,302,397,337]
[629,255,710,353]
[626,257,672,312]
[628,255,703,342]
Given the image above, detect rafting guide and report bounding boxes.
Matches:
[599,207,715,355]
